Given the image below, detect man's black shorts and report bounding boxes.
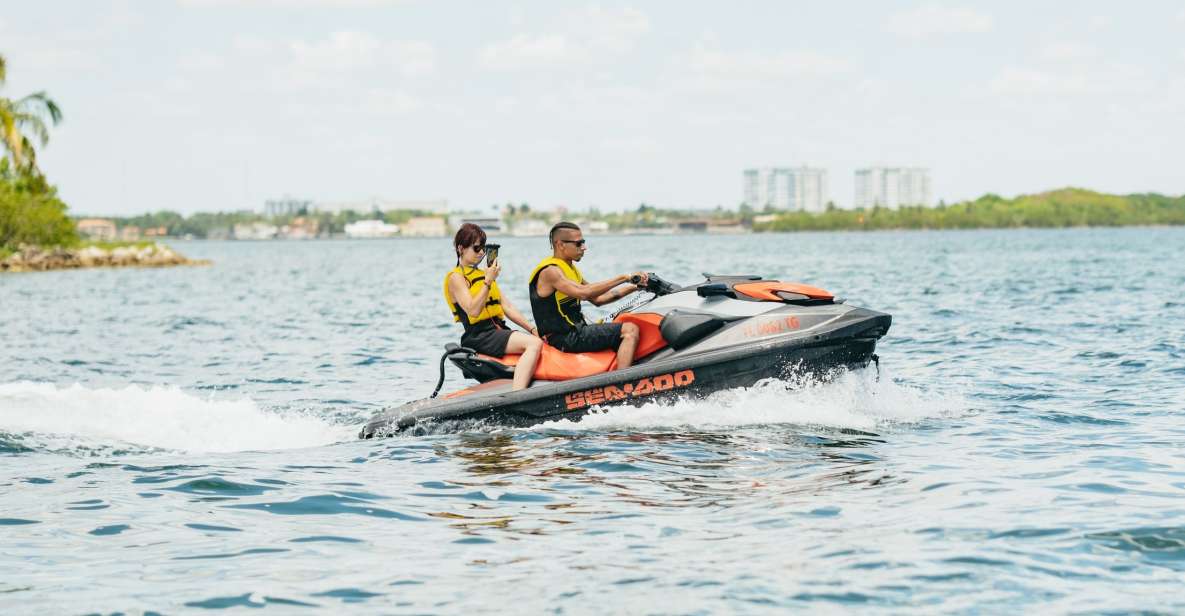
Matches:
[548,323,623,353]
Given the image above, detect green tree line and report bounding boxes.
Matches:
[108,208,448,238]
[755,189,1185,232]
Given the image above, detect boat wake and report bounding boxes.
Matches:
[534,367,967,433]
[0,381,355,455]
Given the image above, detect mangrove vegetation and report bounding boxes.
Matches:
[754,189,1185,232]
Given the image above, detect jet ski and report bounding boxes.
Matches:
[359,274,891,437]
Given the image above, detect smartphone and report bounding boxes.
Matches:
[485,244,501,267]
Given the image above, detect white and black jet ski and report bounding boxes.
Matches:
[360,274,891,437]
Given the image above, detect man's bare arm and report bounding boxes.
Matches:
[590,283,639,306]
[540,267,627,302]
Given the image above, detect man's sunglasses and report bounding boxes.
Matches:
[560,239,587,248]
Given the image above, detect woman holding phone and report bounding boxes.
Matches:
[443,223,543,390]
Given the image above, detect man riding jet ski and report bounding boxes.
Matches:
[359,272,891,437]
[530,221,652,368]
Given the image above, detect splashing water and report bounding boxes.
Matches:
[0,381,355,454]
[535,368,968,433]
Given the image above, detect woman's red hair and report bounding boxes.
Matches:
[453,223,487,263]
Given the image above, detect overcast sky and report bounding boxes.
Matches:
[2,1,1183,215]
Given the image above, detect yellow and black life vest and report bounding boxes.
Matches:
[443,265,505,332]
[528,257,585,337]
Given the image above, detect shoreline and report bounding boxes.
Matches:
[0,243,209,273]
[157,222,1185,242]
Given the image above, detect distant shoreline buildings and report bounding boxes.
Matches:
[315,198,449,216]
[744,165,932,210]
[263,197,314,218]
[743,167,828,213]
[77,166,935,242]
[854,167,931,209]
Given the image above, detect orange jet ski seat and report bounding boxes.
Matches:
[449,312,667,383]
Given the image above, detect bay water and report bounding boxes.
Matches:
[2,229,1183,612]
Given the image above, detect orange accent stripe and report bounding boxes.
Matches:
[734,281,833,301]
[443,378,512,399]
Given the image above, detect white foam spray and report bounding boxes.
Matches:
[534,369,966,433]
[0,381,355,454]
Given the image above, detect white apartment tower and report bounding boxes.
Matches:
[743,166,829,212]
[853,167,932,209]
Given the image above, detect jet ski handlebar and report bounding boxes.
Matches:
[630,272,679,296]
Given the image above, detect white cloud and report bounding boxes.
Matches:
[479,34,573,71]
[478,5,649,71]
[17,47,103,72]
[178,50,225,71]
[0,5,141,75]
[599,135,661,155]
[989,67,1058,95]
[1038,41,1097,62]
[104,3,145,31]
[492,96,519,114]
[355,88,422,115]
[164,76,194,93]
[687,45,850,79]
[180,0,406,6]
[571,5,649,54]
[232,34,277,56]
[885,4,993,39]
[669,39,853,101]
[989,62,1147,98]
[289,31,434,76]
[524,82,658,121]
[216,31,434,95]
[1086,15,1112,32]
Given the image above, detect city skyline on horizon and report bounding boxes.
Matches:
[4,1,1184,217]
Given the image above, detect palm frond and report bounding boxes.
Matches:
[0,57,61,174]
[14,112,50,146]
[17,91,63,124]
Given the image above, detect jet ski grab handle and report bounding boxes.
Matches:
[431,344,477,398]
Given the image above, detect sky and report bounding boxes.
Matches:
[1,0,1183,216]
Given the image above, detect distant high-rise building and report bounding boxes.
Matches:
[743,166,828,212]
[853,167,931,209]
[263,197,313,217]
[312,199,449,215]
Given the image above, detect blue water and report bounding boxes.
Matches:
[2,229,1183,612]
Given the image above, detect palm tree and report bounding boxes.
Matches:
[0,54,63,176]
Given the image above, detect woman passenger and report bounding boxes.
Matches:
[444,223,543,391]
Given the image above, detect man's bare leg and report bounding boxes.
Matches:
[615,322,640,369]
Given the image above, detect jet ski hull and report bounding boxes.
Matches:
[360,306,889,437]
